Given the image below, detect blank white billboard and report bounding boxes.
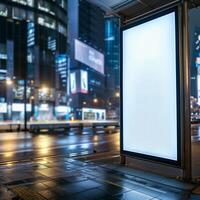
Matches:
[122,11,178,162]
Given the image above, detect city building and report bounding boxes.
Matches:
[68,0,106,120]
[0,0,68,122]
[104,16,120,119]
[190,8,200,104]
[190,26,199,101]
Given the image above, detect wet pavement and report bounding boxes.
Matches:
[0,127,119,163]
[0,152,199,200]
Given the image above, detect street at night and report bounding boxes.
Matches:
[0,0,199,199]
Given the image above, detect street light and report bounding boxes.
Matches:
[93,98,98,103]
[6,78,13,86]
[115,92,120,98]
[41,87,48,94]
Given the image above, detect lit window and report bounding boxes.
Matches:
[12,0,34,7]
[12,7,26,20]
[0,4,8,17]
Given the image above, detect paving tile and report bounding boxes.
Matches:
[42,180,59,188]
[157,191,190,200]
[27,182,48,191]
[75,188,112,200]
[38,189,58,199]
[37,168,65,178]
[0,186,18,200]
[60,179,102,195]
[115,190,154,200]
[189,194,200,200]
[62,175,88,183]
[98,182,131,195]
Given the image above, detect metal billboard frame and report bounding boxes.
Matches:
[120,5,186,168]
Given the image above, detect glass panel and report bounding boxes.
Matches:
[189,3,200,179]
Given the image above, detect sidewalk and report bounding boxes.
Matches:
[0,153,199,200]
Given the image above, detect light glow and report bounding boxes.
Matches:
[122,11,178,161]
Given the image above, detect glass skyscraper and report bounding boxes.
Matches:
[0,0,68,125]
[105,16,120,119]
[68,0,106,120]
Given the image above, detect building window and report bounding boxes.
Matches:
[0,4,8,17]
[12,7,26,20]
[12,0,34,7]
[38,0,55,16]
[38,15,56,29]
[58,23,67,36]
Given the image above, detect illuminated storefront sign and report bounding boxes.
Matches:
[75,39,104,74]
[196,57,200,68]
[0,103,7,113]
[121,9,180,164]
[39,104,49,111]
[27,22,35,47]
[56,54,67,86]
[82,108,106,120]
[0,53,7,60]
[80,70,88,94]
[12,103,32,112]
[55,106,70,113]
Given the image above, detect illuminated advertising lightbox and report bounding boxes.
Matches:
[82,108,106,120]
[39,104,49,111]
[121,9,180,165]
[0,103,7,113]
[55,106,70,113]
[70,72,76,94]
[27,22,35,47]
[80,70,88,93]
[12,103,32,112]
[75,39,104,74]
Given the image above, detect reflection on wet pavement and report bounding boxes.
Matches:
[0,128,120,163]
[0,125,199,199]
[0,153,198,200]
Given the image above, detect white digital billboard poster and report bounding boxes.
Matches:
[122,11,179,163]
[70,72,76,94]
[81,70,88,94]
[0,103,7,113]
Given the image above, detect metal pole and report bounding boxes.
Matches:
[24,20,28,132]
[24,80,27,132]
[182,0,191,181]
